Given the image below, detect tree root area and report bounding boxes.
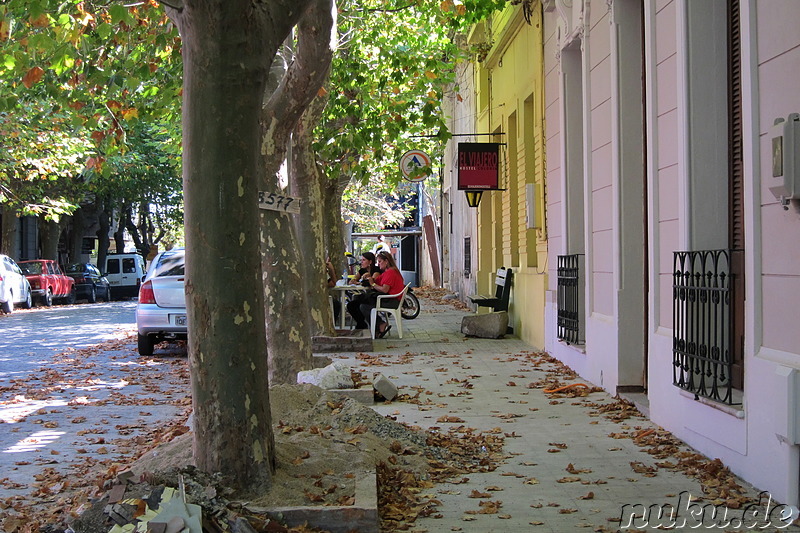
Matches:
[62,384,504,533]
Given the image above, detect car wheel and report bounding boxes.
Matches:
[138,333,155,356]
[64,288,76,305]
[88,285,97,303]
[1,296,12,313]
[105,286,112,302]
[22,289,32,309]
[43,288,53,307]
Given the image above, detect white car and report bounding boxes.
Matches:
[0,254,33,313]
[135,248,186,355]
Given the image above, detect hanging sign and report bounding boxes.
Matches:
[400,150,433,182]
[457,143,501,190]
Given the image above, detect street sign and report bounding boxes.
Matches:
[399,150,432,182]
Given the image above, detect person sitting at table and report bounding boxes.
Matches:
[346,251,405,337]
[353,252,379,287]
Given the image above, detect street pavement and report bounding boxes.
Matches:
[329,291,800,532]
[0,302,191,527]
[0,301,140,381]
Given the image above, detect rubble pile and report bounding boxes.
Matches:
[59,384,505,533]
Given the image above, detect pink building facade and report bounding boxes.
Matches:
[543,0,800,505]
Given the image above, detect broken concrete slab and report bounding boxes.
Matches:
[106,484,126,504]
[461,311,509,339]
[297,362,354,390]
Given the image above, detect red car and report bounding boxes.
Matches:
[18,259,76,306]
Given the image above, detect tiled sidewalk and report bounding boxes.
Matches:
[332,295,800,532]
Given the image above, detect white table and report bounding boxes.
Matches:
[330,282,368,329]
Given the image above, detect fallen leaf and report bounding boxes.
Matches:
[22,66,44,88]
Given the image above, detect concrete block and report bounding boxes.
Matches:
[329,387,375,405]
[461,311,509,339]
[372,374,398,401]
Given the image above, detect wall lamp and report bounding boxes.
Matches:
[464,190,483,208]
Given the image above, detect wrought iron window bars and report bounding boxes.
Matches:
[557,254,584,345]
[672,249,740,405]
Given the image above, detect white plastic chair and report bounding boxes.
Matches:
[370,283,410,339]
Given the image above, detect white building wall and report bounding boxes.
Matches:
[543,0,800,506]
[442,61,479,299]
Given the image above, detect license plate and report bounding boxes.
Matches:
[174,315,187,326]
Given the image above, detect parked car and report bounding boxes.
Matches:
[0,254,33,313]
[18,259,76,306]
[65,263,112,303]
[104,253,147,300]
[136,248,186,356]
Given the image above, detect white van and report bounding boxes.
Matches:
[104,253,146,299]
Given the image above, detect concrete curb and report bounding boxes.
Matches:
[264,470,378,532]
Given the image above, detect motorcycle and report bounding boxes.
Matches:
[401,287,420,319]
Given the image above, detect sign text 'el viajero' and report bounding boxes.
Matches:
[457,143,500,190]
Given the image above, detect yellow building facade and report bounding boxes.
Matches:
[467,4,548,347]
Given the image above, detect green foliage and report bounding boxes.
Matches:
[0,0,182,218]
[0,103,92,221]
[95,120,184,242]
[315,0,500,229]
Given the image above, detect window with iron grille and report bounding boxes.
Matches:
[557,254,584,345]
[672,250,740,405]
[673,0,744,403]
[464,237,471,277]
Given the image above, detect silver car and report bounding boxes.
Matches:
[135,248,186,355]
[0,254,33,313]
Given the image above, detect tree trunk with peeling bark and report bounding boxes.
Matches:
[291,94,334,336]
[39,216,61,261]
[68,207,87,263]
[258,0,335,383]
[96,199,111,271]
[166,0,311,494]
[323,174,351,268]
[1,205,18,259]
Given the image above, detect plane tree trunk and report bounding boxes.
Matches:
[165,0,310,494]
[291,93,334,336]
[1,205,19,259]
[258,0,335,384]
[39,216,62,261]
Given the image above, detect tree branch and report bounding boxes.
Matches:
[157,0,184,11]
[261,0,336,178]
[341,3,414,14]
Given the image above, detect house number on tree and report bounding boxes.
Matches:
[258,191,301,214]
